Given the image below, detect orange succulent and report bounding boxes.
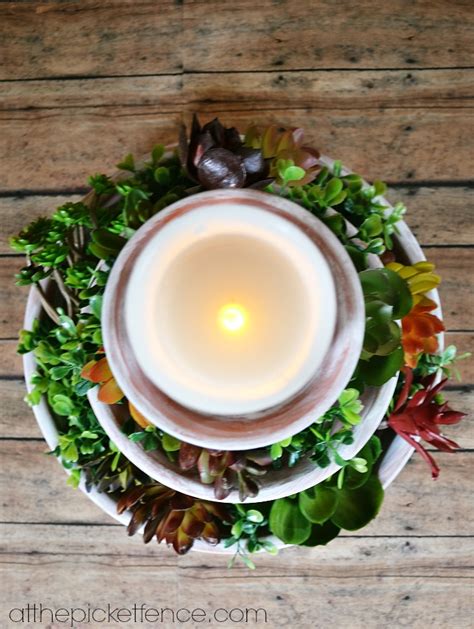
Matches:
[128,402,153,429]
[386,261,444,368]
[81,355,155,431]
[81,355,124,404]
[401,296,445,367]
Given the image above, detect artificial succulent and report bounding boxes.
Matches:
[117,483,230,554]
[179,115,320,190]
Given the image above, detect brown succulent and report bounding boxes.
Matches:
[178,442,273,501]
[82,447,143,494]
[179,115,270,189]
[117,483,230,554]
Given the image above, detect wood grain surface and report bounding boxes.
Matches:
[0,2,473,628]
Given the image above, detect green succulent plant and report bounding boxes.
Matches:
[269,437,384,546]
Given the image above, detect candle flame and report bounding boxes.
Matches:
[218,303,247,333]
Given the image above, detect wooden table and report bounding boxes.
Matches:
[1,2,473,627]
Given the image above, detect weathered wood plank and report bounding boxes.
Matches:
[2,1,472,81]
[1,186,472,256]
[0,341,23,377]
[389,187,474,246]
[2,108,474,190]
[0,379,472,444]
[1,75,184,111]
[0,0,183,81]
[185,69,474,111]
[183,0,474,73]
[2,249,472,338]
[0,440,471,535]
[426,248,474,331]
[0,439,112,525]
[0,529,472,628]
[0,110,181,192]
[3,69,473,112]
[2,523,473,575]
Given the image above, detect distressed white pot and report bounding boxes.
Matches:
[22,156,442,553]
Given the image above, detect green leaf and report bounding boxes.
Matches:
[360,214,383,237]
[231,520,243,537]
[284,165,306,183]
[151,144,165,164]
[373,180,387,196]
[154,166,171,186]
[358,347,404,386]
[51,394,74,416]
[61,440,79,462]
[80,430,98,439]
[324,178,343,204]
[246,509,264,524]
[360,268,412,319]
[303,520,341,547]
[369,435,382,463]
[344,445,373,490]
[262,540,279,555]
[88,242,115,260]
[89,294,103,320]
[241,554,256,570]
[338,388,358,406]
[116,153,135,172]
[49,365,72,381]
[298,486,338,524]
[270,443,283,460]
[161,433,181,452]
[331,475,384,531]
[66,468,81,488]
[269,498,312,544]
[91,229,127,253]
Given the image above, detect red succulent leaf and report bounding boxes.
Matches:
[214,470,234,501]
[172,528,194,555]
[201,521,220,545]
[246,449,274,466]
[169,493,194,511]
[127,503,151,536]
[180,510,205,538]
[191,501,213,524]
[142,516,161,544]
[156,509,185,541]
[197,450,212,483]
[150,496,172,519]
[179,442,202,470]
[116,485,147,514]
[388,368,466,478]
[204,501,231,522]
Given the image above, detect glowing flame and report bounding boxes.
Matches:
[218,303,247,333]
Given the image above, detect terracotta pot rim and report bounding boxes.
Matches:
[102,188,366,451]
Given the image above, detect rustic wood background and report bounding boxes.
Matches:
[1,1,473,627]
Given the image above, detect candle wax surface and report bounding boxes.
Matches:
[125,202,336,416]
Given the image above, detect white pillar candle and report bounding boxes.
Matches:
[125,200,337,416]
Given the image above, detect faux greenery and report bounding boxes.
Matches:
[11,116,466,564]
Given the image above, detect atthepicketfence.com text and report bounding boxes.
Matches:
[8,602,269,626]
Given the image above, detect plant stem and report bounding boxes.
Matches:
[35,283,60,324]
[53,269,78,317]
